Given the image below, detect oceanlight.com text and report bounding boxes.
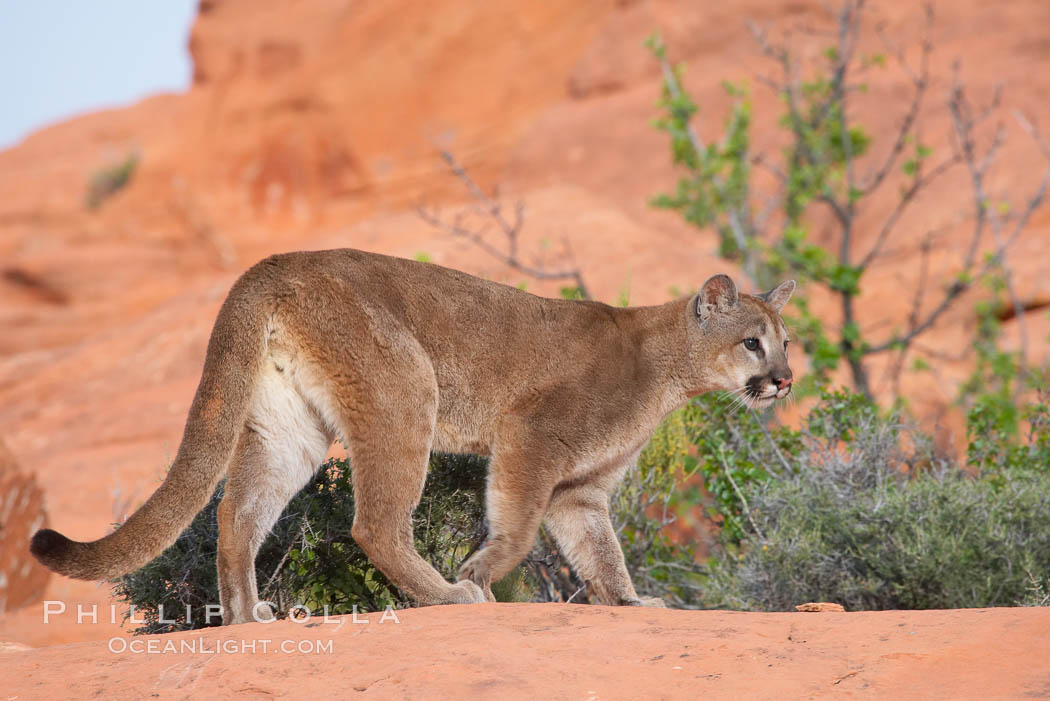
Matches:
[108,637,335,655]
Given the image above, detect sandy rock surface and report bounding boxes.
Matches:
[5,604,1050,699]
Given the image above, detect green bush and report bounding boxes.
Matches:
[86,152,138,209]
[700,395,1050,611]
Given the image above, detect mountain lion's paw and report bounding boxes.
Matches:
[444,579,487,604]
[457,551,487,583]
[457,554,496,600]
[623,596,667,608]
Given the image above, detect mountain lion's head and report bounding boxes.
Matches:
[691,274,796,409]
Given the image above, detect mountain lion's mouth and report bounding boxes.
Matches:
[743,375,791,409]
[749,387,790,408]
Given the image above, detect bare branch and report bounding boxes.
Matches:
[866,68,1046,357]
[859,154,959,268]
[860,3,933,193]
[752,152,786,182]
[987,207,1029,398]
[908,233,935,334]
[418,150,591,299]
[880,230,934,396]
[820,193,851,226]
[1014,110,1050,161]
[868,159,1050,355]
[911,340,970,362]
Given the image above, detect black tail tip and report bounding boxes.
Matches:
[30,528,72,562]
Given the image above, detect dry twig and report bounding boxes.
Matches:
[418,150,591,299]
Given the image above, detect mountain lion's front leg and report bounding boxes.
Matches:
[458,430,561,599]
[544,476,665,608]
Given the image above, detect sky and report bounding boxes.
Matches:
[0,1,198,149]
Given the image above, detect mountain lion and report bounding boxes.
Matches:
[31,249,794,623]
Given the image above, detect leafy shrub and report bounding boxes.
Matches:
[701,397,1050,611]
[679,394,806,543]
[1020,573,1050,607]
[86,152,138,209]
[958,271,1050,480]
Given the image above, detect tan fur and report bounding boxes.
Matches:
[30,249,794,623]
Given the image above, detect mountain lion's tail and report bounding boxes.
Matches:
[30,274,269,581]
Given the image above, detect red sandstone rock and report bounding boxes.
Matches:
[5,605,1050,699]
[0,438,49,614]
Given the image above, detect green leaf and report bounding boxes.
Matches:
[828,264,863,296]
[842,321,862,344]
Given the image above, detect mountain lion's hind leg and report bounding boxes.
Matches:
[217,370,332,625]
[287,297,484,606]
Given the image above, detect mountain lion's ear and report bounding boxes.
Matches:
[696,274,738,322]
[760,280,796,312]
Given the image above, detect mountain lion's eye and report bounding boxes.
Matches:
[784,340,789,351]
[743,338,760,351]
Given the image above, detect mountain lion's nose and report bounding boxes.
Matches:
[773,375,792,390]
